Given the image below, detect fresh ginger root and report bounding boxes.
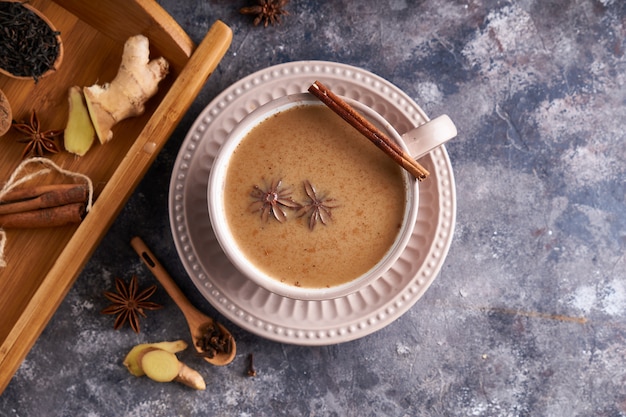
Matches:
[83,35,169,144]
[123,340,188,377]
[64,86,95,156]
[123,340,206,390]
[141,349,206,390]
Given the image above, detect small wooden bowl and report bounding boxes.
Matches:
[0,2,64,81]
[0,88,11,136]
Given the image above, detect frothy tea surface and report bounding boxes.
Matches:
[223,104,408,289]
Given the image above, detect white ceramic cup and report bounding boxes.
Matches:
[208,92,456,300]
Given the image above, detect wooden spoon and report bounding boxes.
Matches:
[131,236,236,366]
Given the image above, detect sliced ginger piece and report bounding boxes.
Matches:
[123,340,188,377]
[64,86,95,156]
[141,349,180,382]
[83,34,169,143]
[140,349,206,390]
[123,340,206,390]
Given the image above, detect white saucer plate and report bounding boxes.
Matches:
[168,61,456,345]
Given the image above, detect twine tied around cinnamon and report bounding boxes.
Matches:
[0,157,94,268]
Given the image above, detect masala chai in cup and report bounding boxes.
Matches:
[209,92,455,300]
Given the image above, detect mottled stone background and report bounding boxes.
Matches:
[2,0,625,416]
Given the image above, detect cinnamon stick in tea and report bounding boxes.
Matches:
[308,80,430,181]
[0,202,85,228]
[0,184,88,215]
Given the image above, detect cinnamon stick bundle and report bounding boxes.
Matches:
[0,184,88,215]
[308,80,430,181]
[0,203,85,228]
[0,183,88,228]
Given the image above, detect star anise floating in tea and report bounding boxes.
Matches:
[12,110,62,158]
[296,180,339,230]
[249,178,300,222]
[101,275,162,333]
[239,0,289,27]
[249,178,339,229]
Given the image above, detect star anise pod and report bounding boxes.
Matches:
[101,275,162,333]
[296,180,339,230]
[249,178,300,223]
[11,110,62,158]
[240,0,289,27]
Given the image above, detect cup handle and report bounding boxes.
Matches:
[401,115,457,159]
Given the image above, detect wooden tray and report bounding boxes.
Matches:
[0,0,232,393]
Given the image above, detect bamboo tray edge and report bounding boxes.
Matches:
[0,0,232,394]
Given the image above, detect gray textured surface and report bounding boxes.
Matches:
[2,0,626,416]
